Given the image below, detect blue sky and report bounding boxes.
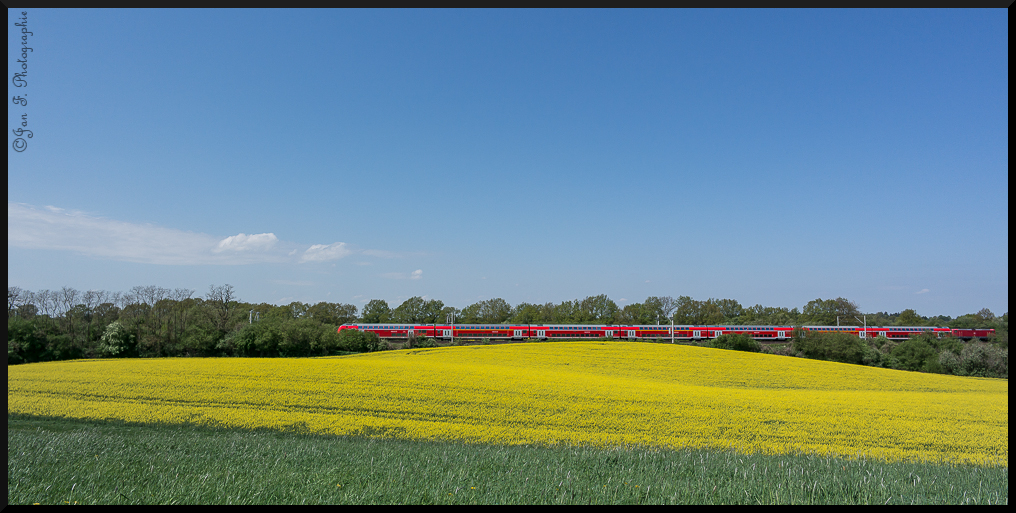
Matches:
[8,9,1008,317]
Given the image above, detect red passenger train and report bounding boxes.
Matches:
[338,323,995,342]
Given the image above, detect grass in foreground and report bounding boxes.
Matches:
[7,416,1008,505]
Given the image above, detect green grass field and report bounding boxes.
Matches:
[8,415,1007,505]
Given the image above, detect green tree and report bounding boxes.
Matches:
[8,317,50,364]
[538,302,558,323]
[652,296,678,324]
[554,300,580,323]
[712,299,743,323]
[439,306,461,324]
[579,294,618,324]
[459,303,482,324]
[461,298,512,324]
[99,321,136,357]
[287,302,310,319]
[360,300,392,323]
[420,299,445,324]
[307,302,358,326]
[393,297,427,324]
[801,298,860,326]
[895,309,924,326]
[482,298,507,324]
[737,304,797,326]
[672,296,698,325]
[619,302,652,325]
[511,303,542,324]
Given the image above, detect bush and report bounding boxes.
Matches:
[871,335,891,350]
[337,329,386,353]
[860,343,884,367]
[761,344,795,357]
[313,325,342,354]
[411,336,438,348]
[710,333,761,352]
[890,336,938,372]
[229,320,283,356]
[793,331,865,365]
[278,319,319,357]
[8,317,51,364]
[939,342,1008,378]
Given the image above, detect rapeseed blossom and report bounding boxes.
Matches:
[7,342,1007,466]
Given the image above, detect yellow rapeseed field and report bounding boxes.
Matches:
[7,342,1007,466]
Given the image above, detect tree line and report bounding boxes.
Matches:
[7,285,1007,368]
[360,294,1002,331]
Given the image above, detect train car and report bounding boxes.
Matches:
[718,326,795,340]
[346,324,420,339]
[852,326,946,339]
[948,328,996,340]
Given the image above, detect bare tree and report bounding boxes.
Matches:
[206,284,238,331]
[31,290,51,317]
[171,288,195,301]
[129,285,170,307]
[206,284,235,306]
[8,286,27,314]
[57,287,80,317]
[977,308,996,322]
[83,290,104,311]
[109,291,126,309]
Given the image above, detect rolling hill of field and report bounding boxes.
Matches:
[7,342,1007,466]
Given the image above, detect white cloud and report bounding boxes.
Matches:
[214,232,279,253]
[300,242,353,263]
[915,289,930,295]
[411,269,423,280]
